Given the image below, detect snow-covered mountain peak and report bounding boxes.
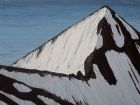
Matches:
[12,6,140,80]
[0,6,140,105]
[96,5,111,12]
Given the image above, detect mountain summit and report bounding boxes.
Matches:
[13,6,112,74]
[13,6,140,79]
[0,6,139,105]
[13,6,140,85]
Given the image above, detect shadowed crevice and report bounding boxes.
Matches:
[128,72,140,94]
[84,10,140,85]
[84,17,117,85]
[115,17,140,75]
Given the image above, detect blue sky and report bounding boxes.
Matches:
[0,0,140,6]
[0,0,140,65]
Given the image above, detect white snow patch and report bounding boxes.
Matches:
[105,50,140,93]
[96,34,103,50]
[38,95,60,105]
[104,9,125,48]
[0,101,8,105]
[13,83,32,93]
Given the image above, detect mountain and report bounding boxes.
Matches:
[0,6,140,105]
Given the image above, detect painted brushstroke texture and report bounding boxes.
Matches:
[0,6,140,105]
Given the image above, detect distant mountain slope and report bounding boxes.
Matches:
[0,6,140,105]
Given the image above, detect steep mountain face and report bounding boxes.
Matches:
[13,6,140,82]
[0,6,140,105]
[13,6,109,75]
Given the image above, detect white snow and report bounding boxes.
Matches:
[0,101,8,105]
[104,9,125,48]
[105,50,140,93]
[13,83,32,93]
[0,64,140,105]
[13,7,108,75]
[96,34,103,49]
[38,95,60,105]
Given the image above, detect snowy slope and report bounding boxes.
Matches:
[0,57,140,105]
[0,6,140,105]
[13,6,140,76]
[13,6,107,75]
